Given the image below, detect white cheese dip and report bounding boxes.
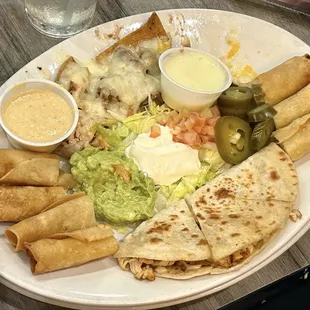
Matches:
[125,125,201,185]
[162,49,227,92]
[2,89,74,143]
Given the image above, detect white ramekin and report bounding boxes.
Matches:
[159,47,232,112]
[0,79,79,153]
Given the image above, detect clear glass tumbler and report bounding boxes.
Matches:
[24,0,98,38]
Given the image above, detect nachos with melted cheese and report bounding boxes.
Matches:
[55,13,171,158]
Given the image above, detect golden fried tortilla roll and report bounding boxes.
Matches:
[0,186,67,222]
[273,114,310,161]
[24,225,118,275]
[5,194,97,252]
[255,54,310,106]
[0,149,60,186]
[274,84,310,129]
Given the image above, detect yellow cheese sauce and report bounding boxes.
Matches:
[2,89,73,143]
[162,50,227,92]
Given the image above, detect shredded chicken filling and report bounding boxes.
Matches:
[118,240,265,280]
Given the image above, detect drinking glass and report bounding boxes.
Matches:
[24,0,98,38]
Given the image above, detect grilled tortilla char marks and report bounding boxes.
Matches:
[189,143,298,264]
[192,144,298,202]
[114,200,213,280]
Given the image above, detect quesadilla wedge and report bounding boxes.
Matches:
[187,143,298,267]
[189,143,298,203]
[115,200,213,280]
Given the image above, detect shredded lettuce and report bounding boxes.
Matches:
[123,101,170,134]
[95,125,131,148]
[160,164,217,203]
[123,112,157,134]
[95,101,170,148]
[159,148,229,204]
[199,148,228,172]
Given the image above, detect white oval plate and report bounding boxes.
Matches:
[0,9,309,310]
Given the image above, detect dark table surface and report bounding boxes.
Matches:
[0,0,310,309]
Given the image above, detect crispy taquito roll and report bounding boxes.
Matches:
[25,225,118,275]
[273,114,310,161]
[274,83,310,129]
[254,54,310,106]
[5,194,97,251]
[0,149,60,186]
[0,186,67,222]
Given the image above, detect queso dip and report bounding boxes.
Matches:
[2,89,73,143]
[162,49,227,92]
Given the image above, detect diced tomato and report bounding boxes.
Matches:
[182,131,198,146]
[193,115,205,127]
[200,135,209,144]
[162,109,218,148]
[184,119,194,130]
[206,126,215,136]
[206,116,219,127]
[150,125,161,138]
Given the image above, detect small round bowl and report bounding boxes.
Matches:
[0,79,79,153]
[159,47,232,112]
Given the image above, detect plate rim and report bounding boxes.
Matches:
[0,7,309,309]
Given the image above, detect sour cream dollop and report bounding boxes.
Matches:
[125,125,201,185]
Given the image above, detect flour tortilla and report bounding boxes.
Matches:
[273,114,310,161]
[25,225,118,275]
[274,83,310,129]
[5,195,97,251]
[188,197,292,262]
[255,54,310,106]
[190,143,298,203]
[96,12,171,64]
[0,149,60,186]
[0,186,67,222]
[115,200,211,262]
[187,143,298,263]
[115,200,213,280]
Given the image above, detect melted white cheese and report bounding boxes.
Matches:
[125,125,201,185]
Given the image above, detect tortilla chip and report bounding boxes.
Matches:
[96,12,171,64]
[55,56,75,82]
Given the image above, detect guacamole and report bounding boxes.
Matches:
[70,147,156,224]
